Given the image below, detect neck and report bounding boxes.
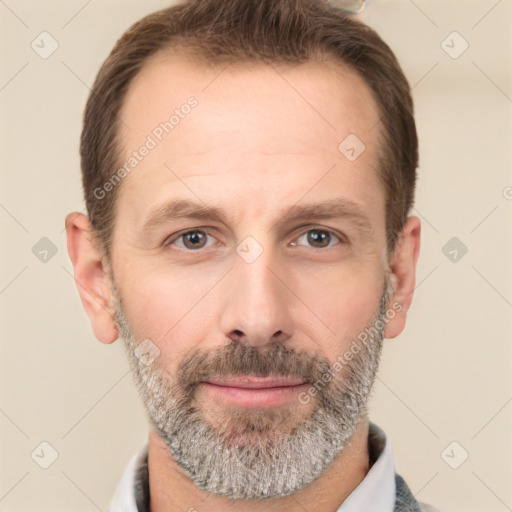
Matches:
[148,420,370,512]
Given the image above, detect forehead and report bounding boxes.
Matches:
[114,51,384,233]
[119,50,381,150]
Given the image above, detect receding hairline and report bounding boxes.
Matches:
[116,42,386,165]
[135,40,381,94]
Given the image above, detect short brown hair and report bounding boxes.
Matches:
[80,0,418,262]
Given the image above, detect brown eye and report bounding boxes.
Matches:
[182,231,207,249]
[291,229,342,248]
[166,230,214,251]
[307,230,331,248]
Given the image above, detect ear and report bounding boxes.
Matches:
[65,212,119,344]
[384,215,421,339]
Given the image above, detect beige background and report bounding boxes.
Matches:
[1,1,511,511]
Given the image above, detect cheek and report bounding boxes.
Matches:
[117,264,221,355]
[291,261,385,359]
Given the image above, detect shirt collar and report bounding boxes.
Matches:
[337,422,396,512]
[107,441,147,512]
[108,422,395,512]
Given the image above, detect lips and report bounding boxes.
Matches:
[200,375,311,408]
[203,376,308,389]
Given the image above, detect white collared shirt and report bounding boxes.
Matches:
[108,424,399,512]
[339,427,396,512]
[108,444,143,512]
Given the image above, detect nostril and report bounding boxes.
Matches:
[227,329,290,346]
[232,329,245,340]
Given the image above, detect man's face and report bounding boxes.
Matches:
[108,53,391,498]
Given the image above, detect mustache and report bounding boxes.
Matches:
[174,341,332,390]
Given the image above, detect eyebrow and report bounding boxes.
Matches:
[139,197,374,236]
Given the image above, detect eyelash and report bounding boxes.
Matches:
[163,227,345,251]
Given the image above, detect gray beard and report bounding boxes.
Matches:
[112,285,387,501]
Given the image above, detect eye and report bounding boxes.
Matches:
[290,228,343,249]
[164,229,217,251]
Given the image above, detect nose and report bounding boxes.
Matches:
[219,246,294,348]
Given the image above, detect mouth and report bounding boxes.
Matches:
[200,375,310,408]
[205,375,308,388]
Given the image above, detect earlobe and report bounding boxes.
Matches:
[65,212,119,344]
[384,216,421,339]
